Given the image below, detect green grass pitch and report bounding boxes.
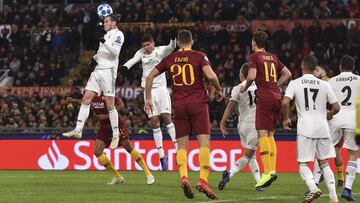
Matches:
[0,170,359,202]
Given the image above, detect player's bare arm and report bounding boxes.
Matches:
[281,96,292,130]
[66,97,81,104]
[240,68,256,93]
[277,66,292,87]
[202,64,223,101]
[220,100,237,136]
[144,68,160,114]
[327,101,340,120]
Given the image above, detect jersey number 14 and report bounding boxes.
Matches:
[264,62,277,82]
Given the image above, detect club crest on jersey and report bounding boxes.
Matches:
[115,36,122,44]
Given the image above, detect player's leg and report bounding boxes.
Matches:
[318,137,338,202]
[158,87,178,151]
[150,115,167,170]
[63,90,96,138]
[103,96,120,149]
[94,139,124,185]
[174,104,193,199]
[334,146,344,187]
[312,157,323,185]
[191,103,216,200]
[219,148,256,190]
[121,139,155,185]
[255,130,274,189]
[177,135,194,198]
[342,129,359,201]
[268,130,277,174]
[161,113,178,151]
[297,135,322,202]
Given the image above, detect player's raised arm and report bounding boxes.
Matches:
[161,39,177,56]
[202,65,223,101]
[123,50,142,69]
[241,68,257,93]
[220,100,236,136]
[277,66,292,87]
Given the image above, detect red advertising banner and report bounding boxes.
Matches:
[0,140,354,172]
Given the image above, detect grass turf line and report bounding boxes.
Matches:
[0,170,359,203]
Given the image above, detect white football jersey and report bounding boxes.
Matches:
[328,72,360,129]
[124,40,176,88]
[285,74,338,138]
[95,28,124,71]
[230,81,257,123]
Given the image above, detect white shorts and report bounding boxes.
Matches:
[237,122,258,150]
[144,86,172,117]
[85,68,116,97]
[297,135,336,163]
[329,125,358,151]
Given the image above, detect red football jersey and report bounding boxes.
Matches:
[90,96,121,126]
[155,48,210,106]
[247,51,285,101]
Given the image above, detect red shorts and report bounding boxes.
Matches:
[256,98,281,130]
[96,117,129,147]
[174,102,211,139]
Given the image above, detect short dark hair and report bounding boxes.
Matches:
[253,31,268,49]
[240,63,249,78]
[177,30,192,45]
[302,55,318,72]
[141,34,154,43]
[106,14,120,23]
[340,55,355,71]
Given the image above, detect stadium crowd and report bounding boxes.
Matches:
[0,0,360,129]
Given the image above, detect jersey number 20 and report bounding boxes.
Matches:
[170,64,195,86]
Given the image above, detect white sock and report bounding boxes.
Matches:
[108,109,119,138]
[166,123,178,151]
[249,156,261,183]
[345,161,357,190]
[153,128,164,158]
[313,160,322,184]
[321,163,337,200]
[75,104,90,132]
[230,156,249,178]
[299,163,318,191]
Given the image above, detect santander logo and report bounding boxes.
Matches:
[38,141,69,170]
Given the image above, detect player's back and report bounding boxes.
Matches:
[248,51,284,101]
[231,81,257,123]
[286,74,337,138]
[156,48,209,106]
[328,72,360,129]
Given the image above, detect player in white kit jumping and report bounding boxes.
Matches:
[328,55,360,201]
[123,33,177,170]
[282,56,340,203]
[63,15,124,149]
[218,63,262,191]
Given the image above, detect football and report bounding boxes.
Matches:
[97,4,113,18]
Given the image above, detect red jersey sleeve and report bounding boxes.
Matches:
[247,54,257,70]
[199,53,211,67]
[155,57,168,74]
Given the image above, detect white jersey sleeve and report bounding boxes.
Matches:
[230,85,240,102]
[95,29,124,69]
[157,39,176,57]
[123,49,142,69]
[284,80,296,100]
